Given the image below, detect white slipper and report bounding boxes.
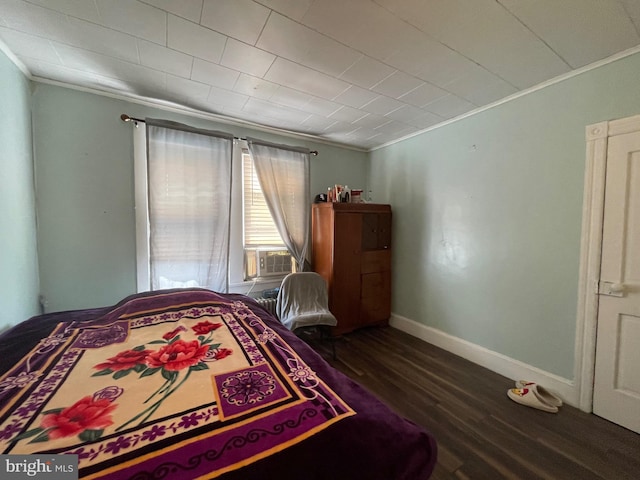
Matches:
[507,388,558,413]
[515,380,562,407]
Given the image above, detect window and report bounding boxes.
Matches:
[135,128,308,295]
[134,122,233,293]
[242,151,294,279]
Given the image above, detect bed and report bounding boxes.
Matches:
[0,289,437,479]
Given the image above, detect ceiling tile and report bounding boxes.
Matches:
[461,80,518,107]
[164,78,210,108]
[500,0,640,68]
[165,74,210,100]
[255,0,313,21]
[191,58,240,89]
[332,85,379,108]
[138,39,193,78]
[233,73,280,99]
[352,113,392,130]
[221,38,275,77]
[0,0,70,39]
[22,57,130,91]
[328,105,367,123]
[371,71,423,99]
[349,126,380,139]
[216,106,257,124]
[384,104,429,122]
[324,120,357,134]
[58,17,140,63]
[424,94,475,119]
[382,28,479,88]
[370,0,403,14]
[301,114,338,132]
[337,127,373,141]
[395,0,570,88]
[398,82,448,108]
[54,43,167,91]
[167,15,226,63]
[264,57,350,100]
[339,55,395,89]
[441,64,517,104]
[303,0,407,62]
[301,0,366,48]
[95,0,166,45]
[200,0,269,45]
[0,27,59,63]
[374,121,418,137]
[140,0,203,23]
[242,97,310,123]
[26,0,101,22]
[257,12,361,77]
[404,111,445,129]
[207,85,250,109]
[360,95,404,115]
[270,85,313,109]
[620,0,640,27]
[303,97,341,117]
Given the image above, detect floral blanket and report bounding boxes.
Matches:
[0,289,437,479]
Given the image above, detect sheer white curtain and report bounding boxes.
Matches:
[246,138,310,271]
[146,119,233,292]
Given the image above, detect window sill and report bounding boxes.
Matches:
[228,278,284,297]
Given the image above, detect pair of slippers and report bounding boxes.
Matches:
[507,380,563,413]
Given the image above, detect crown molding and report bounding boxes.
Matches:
[31,76,368,154]
[371,44,640,152]
[0,38,31,78]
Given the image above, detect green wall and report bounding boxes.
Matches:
[0,51,40,328]
[369,52,640,379]
[32,84,368,313]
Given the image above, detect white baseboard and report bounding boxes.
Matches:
[390,313,580,408]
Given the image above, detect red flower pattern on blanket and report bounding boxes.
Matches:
[162,326,186,340]
[213,348,233,360]
[41,396,117,439]
[15,393,119,444]
[91,320,233,431]
[191,321,223,335]
[146,340,210,371]
[94,349,153,372]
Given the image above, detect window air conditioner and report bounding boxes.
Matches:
[256,248,293,277]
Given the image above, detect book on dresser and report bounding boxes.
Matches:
[311,202,392,336]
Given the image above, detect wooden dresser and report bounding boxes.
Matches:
[312,202,392,335]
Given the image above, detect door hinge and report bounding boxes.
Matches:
[597,281,625,297]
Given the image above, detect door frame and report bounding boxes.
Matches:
[575,114,640,412]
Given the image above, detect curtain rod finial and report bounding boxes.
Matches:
[120,114,131,122]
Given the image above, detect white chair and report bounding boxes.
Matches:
[276,272,337,359]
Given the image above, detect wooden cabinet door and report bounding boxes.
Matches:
[331,213,362,333]
[362,213,392,250]
[377,212,391,249]
[361,213,379,250]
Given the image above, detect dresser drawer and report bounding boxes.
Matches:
[360,272,391,323]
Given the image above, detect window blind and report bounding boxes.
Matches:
[242,152,284,247]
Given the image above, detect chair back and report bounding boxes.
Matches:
[276,272,337,331]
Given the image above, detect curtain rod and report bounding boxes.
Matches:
[120,114,319,156]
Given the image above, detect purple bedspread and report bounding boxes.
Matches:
[0,289,436,479]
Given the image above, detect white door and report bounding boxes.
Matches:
[593,129,640,434]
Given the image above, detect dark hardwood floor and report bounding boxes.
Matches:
[310,326,640,480]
